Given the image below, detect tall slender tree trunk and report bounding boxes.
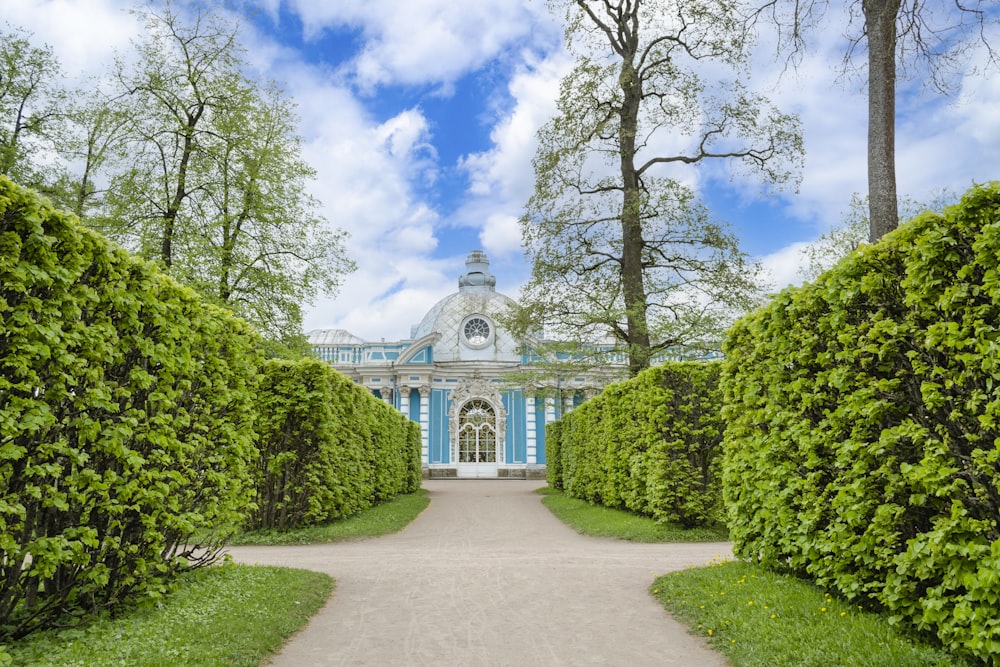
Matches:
[619,58,652,376]
[864,0,901,242]
[162,104,204,267]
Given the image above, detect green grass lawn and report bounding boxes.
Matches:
[652,560,971,667]
[539,486,968,666]
[229,488,430,545]
[4,489,429,666]
[537,486,730,542]
[4,565,332,667]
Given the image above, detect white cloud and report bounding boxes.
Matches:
[895,71,1000,200]
[279,72,447,338]
[451,50,570,263]
[9,0,1000,346]
[286,0,558,89]
[735,6,1000,238]
[479,214,522,258]
[5,0,135,82]
[462,51,570,199]
[758,241,810,293]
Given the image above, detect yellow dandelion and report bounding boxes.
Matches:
[708,629,713,636]
[821,607,827,612]
[747,600,753,606]
[840,611,847,617]
[770,614,777,619]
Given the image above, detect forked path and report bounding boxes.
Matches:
[227,480,732,666]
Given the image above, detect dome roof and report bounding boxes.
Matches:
[306,328,364,345]
[411,251,520,362]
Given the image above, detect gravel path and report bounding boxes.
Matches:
[227,479,732,666]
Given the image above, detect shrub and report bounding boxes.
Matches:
[250,358,421,531]
[722,182,1000,663]
[547,362,723,528]
[0,177,260,639]
[544,420,563,489]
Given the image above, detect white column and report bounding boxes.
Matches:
[526,391,537,464]
[399,385,410,420]
[544,392,556,426]
[418,386,431,465]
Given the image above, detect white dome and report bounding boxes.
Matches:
[306,328,364,345]
[412,251,521,362]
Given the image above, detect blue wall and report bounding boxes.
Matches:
[408,388,420,422]
[429,389,450,464]
[502,389,527,464]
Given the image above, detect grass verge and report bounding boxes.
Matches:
[5,489,428,664]
[651,559,970,667]
[5,564,332,667]
[230,489,430,545]
[537,487,729,542]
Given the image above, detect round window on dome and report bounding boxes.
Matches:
[463,316,492,347]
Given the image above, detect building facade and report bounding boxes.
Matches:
[307,250,619,479]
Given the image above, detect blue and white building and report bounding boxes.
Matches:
[307,250,621,479]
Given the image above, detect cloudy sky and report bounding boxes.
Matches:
[7,0,1000,341]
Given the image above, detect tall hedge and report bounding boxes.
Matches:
[722,182,1000,663]
[250,358,421,531]
[0,177,260,639]
[547,362,723,527]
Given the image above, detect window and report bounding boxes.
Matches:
[463,316,491,347]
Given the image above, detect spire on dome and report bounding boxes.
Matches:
[458,250,496,291]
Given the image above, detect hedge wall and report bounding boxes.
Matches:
[250,358,422,531]
[721,183,1000,663]
[0,177,260,639]
[546,362,724,528]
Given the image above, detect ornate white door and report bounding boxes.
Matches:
[455,399,499,478]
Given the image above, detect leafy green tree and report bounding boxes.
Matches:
[55,90,131,219]
[0,25,66,194]
[89,3,353,340]
[749,1,999,242]
[518,0,801,376]
[797,190,956,281]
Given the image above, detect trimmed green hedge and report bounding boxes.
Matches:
[722,182,1000,663]
[546,362,724,528]
[544,420,563,489]
[0,177,260,639]
[250,358,421,531]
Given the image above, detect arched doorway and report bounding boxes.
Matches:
[456,399,499,478]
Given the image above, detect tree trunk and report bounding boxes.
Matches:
[619,58,652,376]
[864,0,901,242]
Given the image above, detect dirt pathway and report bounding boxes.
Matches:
[227,479,732,666]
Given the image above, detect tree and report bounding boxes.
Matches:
[750,1,999,242]
[798,190,957,281]
[88,3,353,341]
[518,0,801,376]
[168,82,352,338]
[0,25,66,194]
[55,91,132,219]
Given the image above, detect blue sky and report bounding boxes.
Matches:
[8,0,1000,341]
